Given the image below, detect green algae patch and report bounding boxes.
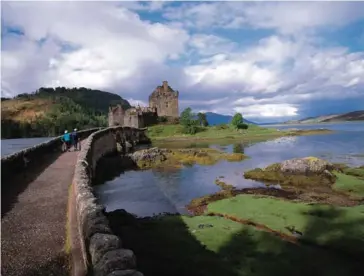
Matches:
[333,172,364,197]
[107,209,364,276]
[167,149,218,166]
[215,178,235,191]
[132,147,248,170]
[221,152,246,162]
[244,159,364,199]
[167,149,247,166]
[207,194,364,257]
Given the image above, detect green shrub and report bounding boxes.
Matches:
[158,116,168,123]
[237,123,249,130]
[182,125,199,134]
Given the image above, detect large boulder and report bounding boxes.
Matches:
[280,157,335,175]
[129,147,170,168]
[244,157,337,186]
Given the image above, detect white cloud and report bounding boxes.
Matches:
[188,34,237,56]
[235,104,298,118]
[1,1,364,121]
[162,1,364,33]
[184,35,364,108]
[127,98,148,107]
[1,1,189,96]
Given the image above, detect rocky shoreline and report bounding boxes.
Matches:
[127,147,247,169]
[187,157,364,214]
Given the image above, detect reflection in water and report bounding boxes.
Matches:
[233,143,244,154]
[95,123,364,217]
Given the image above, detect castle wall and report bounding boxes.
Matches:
[149,81,179,118]
[109,81,179,128]
[122,108,158,128]
[142,111,158,126]
[108,105,124,126]
[123,112,141,128]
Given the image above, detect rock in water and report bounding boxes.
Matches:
[244,156,337,186]
[130,147,169,168]
[280,157,335,175]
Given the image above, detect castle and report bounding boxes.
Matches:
[108,81,179,128]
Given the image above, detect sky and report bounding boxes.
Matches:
[1,0,364,123]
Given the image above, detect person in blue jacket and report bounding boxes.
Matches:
[62,130,71,151]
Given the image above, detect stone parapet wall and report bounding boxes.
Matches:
[1,128,102,184]
[73,126,145,276]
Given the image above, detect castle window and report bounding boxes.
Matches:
[166,102,169,108]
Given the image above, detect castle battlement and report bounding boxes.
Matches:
[108,81,179,128]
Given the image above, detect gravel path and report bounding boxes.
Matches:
[1,146,82,276]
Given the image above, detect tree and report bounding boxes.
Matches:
[180,107,194,126]
[197,112,209,127]
[231,112,248,130]
[231,113,243,129]
[180,107,199,134]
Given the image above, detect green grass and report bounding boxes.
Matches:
[333,172,364,197]
[147,124,330,141]
[207,195,364,255]
[343,167,364,179]
[108,210,364,276]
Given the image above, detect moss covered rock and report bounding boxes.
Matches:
[130,147,247,169]
[280,156,335,175]
[130,147,169,168]
[244,157,338,186]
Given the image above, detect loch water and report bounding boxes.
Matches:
[95,122,364,217]
[1,137,54,157]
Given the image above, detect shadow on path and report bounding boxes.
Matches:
[1,151,61,217]
[25,254,69,276]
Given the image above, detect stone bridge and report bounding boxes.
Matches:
[1,126,149,276]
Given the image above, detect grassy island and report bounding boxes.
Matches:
[147,123,333,142]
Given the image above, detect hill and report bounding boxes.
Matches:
[205,112,256,125]
[1,87,131,139]
[284,110,364,124]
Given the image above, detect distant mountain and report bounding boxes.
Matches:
[205,112,256,125]
[283,110,364,124]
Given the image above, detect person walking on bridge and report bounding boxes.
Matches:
[62,130,71,152]
[71,128,79,151]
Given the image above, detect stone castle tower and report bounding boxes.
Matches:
[149,81,179,118]
[108,81,179,128]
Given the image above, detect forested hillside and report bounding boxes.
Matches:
[1,87,130,139]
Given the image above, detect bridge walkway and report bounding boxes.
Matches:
[1,142,84,276]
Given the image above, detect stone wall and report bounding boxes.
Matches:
[108,105,125,127]
[109,106,158,128]
[73,126,147,276]
[1,128,102,185]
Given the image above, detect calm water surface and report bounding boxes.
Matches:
[96,122,364,217]
[1,137,54,157]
